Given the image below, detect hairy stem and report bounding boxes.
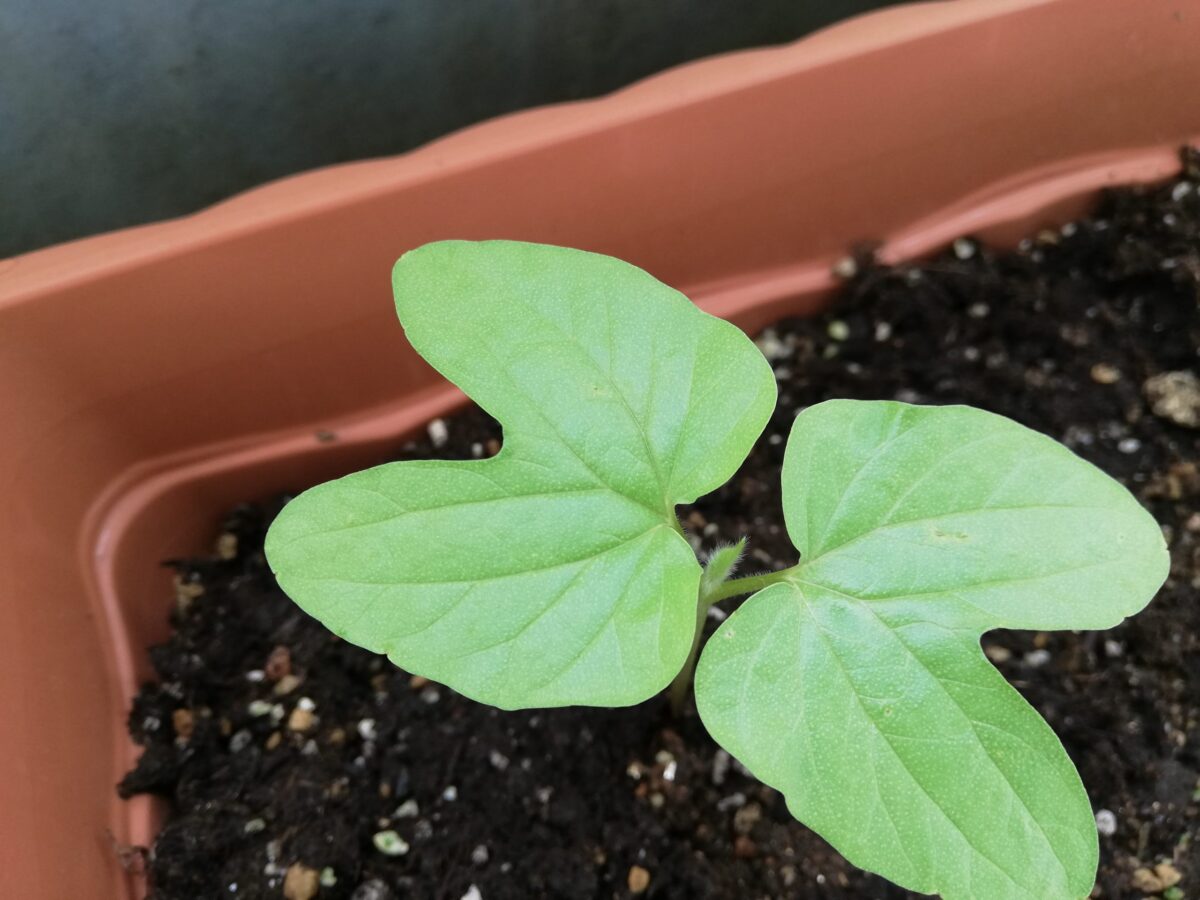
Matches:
[668,589,711,714]
[668,562,802,713]
[703,565,801,604]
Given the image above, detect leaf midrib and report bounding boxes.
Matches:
[500,290,679,513]
[789,582,1070,896]
[272,485,636,553]
[473,329,681,520]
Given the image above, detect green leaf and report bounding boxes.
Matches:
[696,400,1168,899]
[265,241,776,709]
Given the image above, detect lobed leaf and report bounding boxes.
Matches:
[266,241,776,709]
[696,400,1168,899]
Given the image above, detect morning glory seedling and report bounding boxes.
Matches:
[265,240,1168,899]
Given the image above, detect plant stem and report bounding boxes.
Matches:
[703,565,802,604]
[668,589,711,714]
[667,563,802,714]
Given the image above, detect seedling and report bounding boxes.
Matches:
[265,241,1168,899]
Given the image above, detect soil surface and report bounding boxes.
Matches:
[122,152,1200,899]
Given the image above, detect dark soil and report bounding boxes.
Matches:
[121,151,1200,899]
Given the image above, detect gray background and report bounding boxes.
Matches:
[0,1,903,258]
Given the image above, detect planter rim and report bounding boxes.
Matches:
[0,0,1051,300]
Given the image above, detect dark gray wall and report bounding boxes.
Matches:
[0,1,904,258]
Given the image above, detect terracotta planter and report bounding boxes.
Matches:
[1,0,1198,895]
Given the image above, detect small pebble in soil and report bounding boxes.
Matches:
[1094,809,1118,836]
[711,749,731,786]
[215,532,238,560]
[427,418,449,447]
[471,844,490,866]
[247,699,273,717]
[282,864,320,900]
[832,255,858,279]
[442,785,458,802]
[288,706,316,733]
[1144,370,1200,428]
[173,579,204,616]
[488,749,510,771]
[265,645,292,680]
[372,830,410,857]
[755,329,789,361]
[1090,363,1122,384]
[243,818,266,834]
[627,865,651,894]
[395,798,419,818]
[1024,649,1052,668]
[351,881,394,900]
[460,886,483,900]
[274,673,303,695]
[319,867,337,888]
[171,708,194,742]
[734,835,758,859]
[952,237,976,260]
[733,802,762,835]
[1131,862,1182,893]
[717,792,747,812]
[228,729,252,752]
[357,717,377,741]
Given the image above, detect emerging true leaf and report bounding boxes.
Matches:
[701,539,747,595]
[265,241,776,710]
[695,400,1168,899]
